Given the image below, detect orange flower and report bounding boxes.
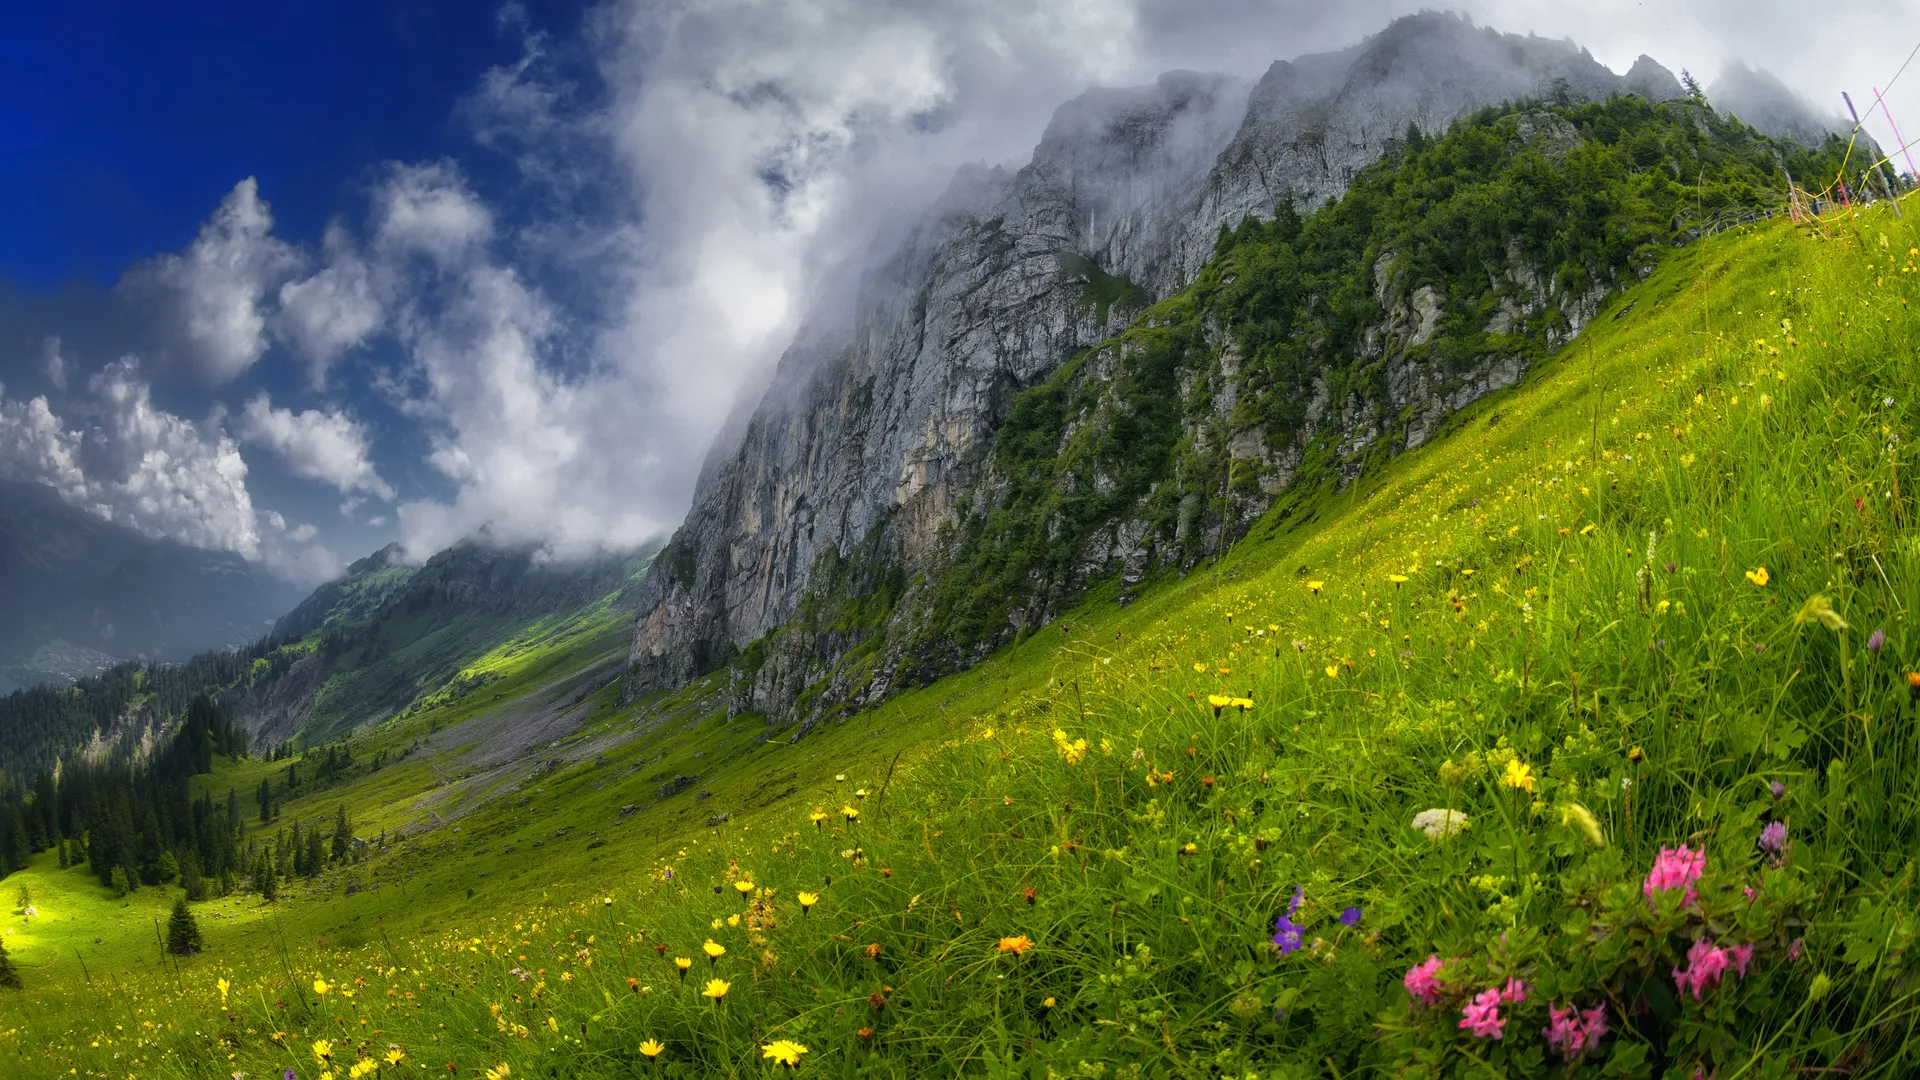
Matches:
[864,943,882,960]
[997,935,1034,957]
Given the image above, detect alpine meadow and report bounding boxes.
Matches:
[5,16,1920,1080]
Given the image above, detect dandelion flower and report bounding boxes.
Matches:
[1745,566,1770,586]
[384,1050,406,1065]
[312,1039,334,1064]
[997,935,1034,957]
[701,978,730,1001]
[1388,574,1408,585]
[673,957,692,979]
[809,810,827,828]
[797,891,819,914]
[761,1040,809,1069]
[1307,581,1325,593]
[638,1039,665,1059]
[733,880,756,898]
[1206,694,1232,716]
[218,977,230,1003]
[702,940,726,963]
[1500,759,1535,793]
[843,805,860,823]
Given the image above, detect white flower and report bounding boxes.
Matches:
[1411,808,1470,840]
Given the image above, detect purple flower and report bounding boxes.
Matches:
[284,1070,299,1080]
[1758,821,1788,853]
[1271,887,1305,954]
[1769,780,1785,800]
[1869,628,1887,653]
[1339,906,1363,927]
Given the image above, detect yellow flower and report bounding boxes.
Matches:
[673,957,693,977]
[1192,661,1207,673]
[312,1038,334,1064]
[384,1049,406,1065]
[1745,566,1770,586]
[762,1040,810,1069]
[349,1061,378,1079]
[702,978,731,1001]
[217,977,230,1003]
[485,1066,512,1080]
[1388,574,1408,585]
[1307,580,1325,593]
[1205,694,1232,714]
[702,939,726,961]
[1501,759,1535,793]
[1042,996,1056,1009]
[639,1038,665,1059]
[797,891,819,913]
[733,879,756,897]
[1324,665,1339,679]
[1579,523,1596,536]
[997,935,1034,957]
[313,978,331,995]
[809,810,827,827]
[843,805,860,822]
[1230,697,1254,711]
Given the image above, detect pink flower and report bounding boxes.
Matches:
[1542,1001,1610,1059]
[1787,938,1804,963]
[1645,845,1707,909]
[1404,954,1445,1006]
[1673,938,1731,1000]
[1499,977,1529,1005]
[1459,988,1505,1040]
[1729,942,1754,978]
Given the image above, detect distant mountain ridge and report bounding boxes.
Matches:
[0,479,302,689]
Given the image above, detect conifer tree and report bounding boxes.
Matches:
[0,938,19,989]
[257,778,273,824]
[331,803,351,863]
[165,898,203,955]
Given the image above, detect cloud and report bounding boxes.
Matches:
[0,360,341,585]
[237,393,394,499]
[41,336,68,391]
[271,224,384,386]
[372,162,494,266]
[130,178,303,383]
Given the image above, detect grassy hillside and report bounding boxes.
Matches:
[4,188,1919,1079]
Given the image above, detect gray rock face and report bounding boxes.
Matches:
[627,13,1680,717]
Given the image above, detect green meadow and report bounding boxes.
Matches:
[6,190,1920,1078]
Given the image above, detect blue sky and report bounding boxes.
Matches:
[0,0,1912,588]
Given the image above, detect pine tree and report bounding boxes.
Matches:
[257,778,272,824]
[305,822,325,877]
[255,851,279,902]
[0,939,19,989]
[180,850,206,902]
[331,804,351,864]
[165,898,203,955]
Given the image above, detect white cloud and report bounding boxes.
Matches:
[41,336,68,391]
[237,393,394,499]
[134,178,303,383]
[272,224,384,386]
[373,162,494,266]
[0,361,341,585]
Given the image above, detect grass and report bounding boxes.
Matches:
[5,198,1920,1077]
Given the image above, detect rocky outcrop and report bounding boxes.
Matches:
[627,13,1688,724]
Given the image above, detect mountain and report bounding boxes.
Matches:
[0,479,302,691]
[625,12,1692,722]
[1708,61,1854,149]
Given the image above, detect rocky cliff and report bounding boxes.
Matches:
[626,13,1693,725]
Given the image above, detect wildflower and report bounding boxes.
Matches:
[1404,955,1445,1005]
[1338,906,1363,927]
[218,977,230,1004]
[1499,978,1528,1005]
[856,1027,874,1041]
[1745,566,1770,586]
[1542,1002,1609,1060]
[1206,694,1232,717]
[1307,581,1325,594]
[865,943,882,959]
[1022,887,1037,904]
[809,810,827,828]
[673,957,692,979]
[1411,809,1469,839]
[1193,662,1207,673]
[1324,664,1339,679]
[349,1062,378,1080]
[701,978,730,1001]
[868,991,887,1010]
[1271,888,1305,954]
[734,880,756,899]
[484,1066,511,1080]
[1794,594,1849,632]
[1231,697,1254,711]
[1729,943,1754,977]
[284,1070,297,1080]
[313,1040,334,1065]
[762,1040,809,1069]
[703,940,726,963]
[997,936,1034,957]
[1869,628,1887,652]
[638,1039,665,1059]
[1758,821,1788,865]
[1770,780,1785,800]
[843,805,860,823]
[313,979,331,996]
[1501,759,1535,793]
[1458,988,1506,1039]
[797,891,819,914]
[1673,939,1731,1000]
[1388,574,1409,585]
[384,1051,406,1066]
[1909,672,1920,700]
[1788,938,1804,963]
[1052,729,1089,763]
[1645,845,1706,909]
